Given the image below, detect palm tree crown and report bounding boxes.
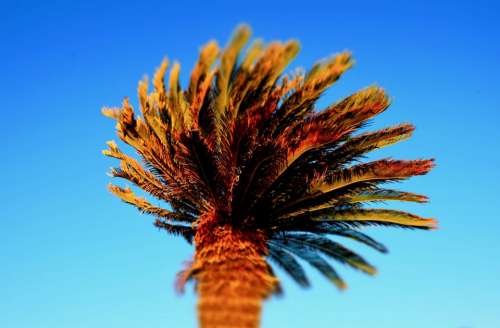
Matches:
[103,25,436,327]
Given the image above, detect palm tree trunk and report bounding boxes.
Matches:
[194,223,278,328]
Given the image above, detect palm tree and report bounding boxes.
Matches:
[102,25,436,328]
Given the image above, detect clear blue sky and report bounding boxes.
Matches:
[1,0,499,327]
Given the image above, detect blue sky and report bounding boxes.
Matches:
[1,0,499,327]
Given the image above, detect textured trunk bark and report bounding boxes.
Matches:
[193,223,278,328]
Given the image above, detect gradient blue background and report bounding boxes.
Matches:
[2,0,499,327]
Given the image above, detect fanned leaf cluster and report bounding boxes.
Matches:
[103,25,436,290]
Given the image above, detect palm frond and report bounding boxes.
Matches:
[154,219,195,243]
[168,62,192,132]
[267,52,354,138]
[275,188,427,220]
[282,233,377,275]
[267,243,310,287]
[348,189,428,204]
[276,223,388,253]
[187,41,219,109]
[311,159,435,194]
[269,239,346,290]
[271,159,434,218]
[331,228,388,253]
[107,184,195,223]
[310,208,437,229]
[103,140,173,201]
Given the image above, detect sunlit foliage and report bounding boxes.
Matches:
[103,25,436,328]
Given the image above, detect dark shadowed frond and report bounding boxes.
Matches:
[103,24,436,292]
[267,243,310,287]
[269,238,346,290]
[279,233,377,275]
[276,223,388,253]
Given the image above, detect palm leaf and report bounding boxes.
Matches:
[273,159,434,217]
[292,124,416,179]
[267,52,353,138]
[276,188,427,220]
[284,233,377,275]
[311,208,437,229]
[327,228,388,253]
[269,239,346,290]
[348,189,428,204]
[108,184,195,223]
[267,243,310,287]
[311,159,435,194]
[277,223,388,253]
[154,219,195,243]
